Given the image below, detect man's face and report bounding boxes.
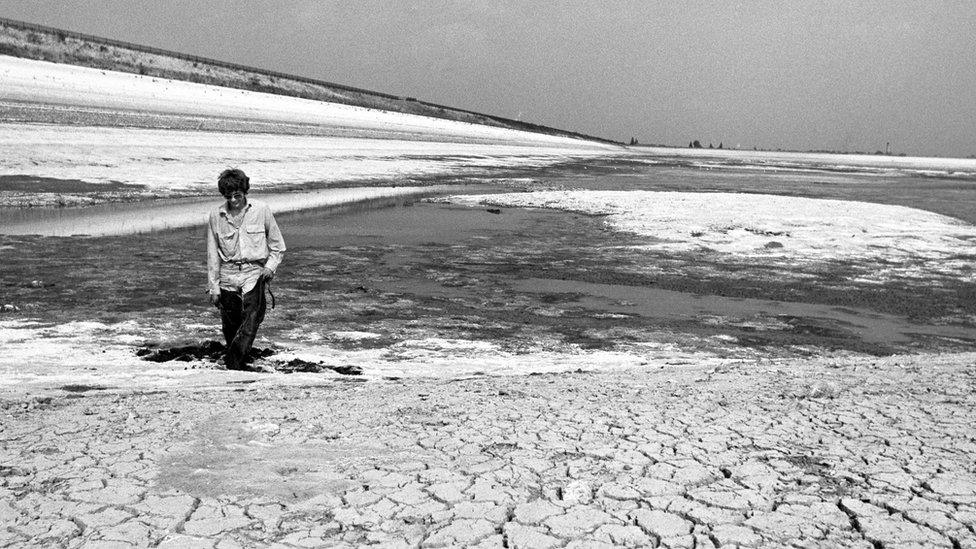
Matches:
[223,190,246,210]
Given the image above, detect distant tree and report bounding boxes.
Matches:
[689,141,694,148]
[718,142,723,149]
[708,143,713,149]
[692,140,702,148]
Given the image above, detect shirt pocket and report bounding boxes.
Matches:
[241,224,267,257]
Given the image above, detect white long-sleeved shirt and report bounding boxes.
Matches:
[206,198,285,294]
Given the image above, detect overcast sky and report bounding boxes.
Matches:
[4,1,975,156]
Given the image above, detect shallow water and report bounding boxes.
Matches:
[282,200,530,248]
[0,185,466,236]
[510,277,975,347]
[3,156,975,370]
[274,196,976,356]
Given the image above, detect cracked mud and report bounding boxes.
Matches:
[2,355,975,548]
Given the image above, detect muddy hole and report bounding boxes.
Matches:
[136,342,363,375]
[136,341,273,364]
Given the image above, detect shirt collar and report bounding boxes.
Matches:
[218,200,251,217]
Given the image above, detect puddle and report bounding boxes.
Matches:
[510,277,975,348]
[284,199,544,248]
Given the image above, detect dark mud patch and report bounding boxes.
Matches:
[0,175,145,193]
[277,359,363,376]
[135,343,363,375]
[59,384,109,393]
[137,341,224,362]
[136,341,274,364]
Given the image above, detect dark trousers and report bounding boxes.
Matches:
[219,278,267,370]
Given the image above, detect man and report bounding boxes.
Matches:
[206,168,286,370]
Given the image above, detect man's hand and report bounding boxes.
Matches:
[208,290,221,308]
[261,267,275,282]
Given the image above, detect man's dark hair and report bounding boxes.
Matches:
[218,168,250,195]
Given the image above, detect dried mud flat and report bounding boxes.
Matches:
[3,157,976,547]
[2,352,975,548]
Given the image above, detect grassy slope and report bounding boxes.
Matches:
[0,18,617,144]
